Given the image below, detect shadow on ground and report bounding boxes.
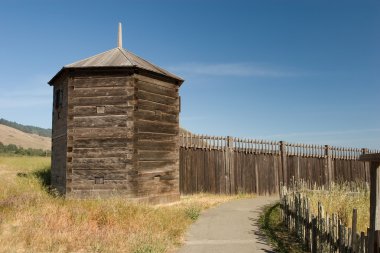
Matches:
[251,203,309,253]
[31,166,51,187]
[17,166,55,194]
[249,204,277,253]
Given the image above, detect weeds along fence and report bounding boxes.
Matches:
[179,132,380,195]
[280,184,380,253]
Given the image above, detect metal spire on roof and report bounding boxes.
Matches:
[118,22,122,48]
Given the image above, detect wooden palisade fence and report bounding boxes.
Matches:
[179,132,380,195]
[280,184,380,253]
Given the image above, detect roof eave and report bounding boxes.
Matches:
[48,66,184,86]
[48,68,67,86]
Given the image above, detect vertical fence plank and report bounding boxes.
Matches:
[280,141,288,186]
[360,232,365,253]
[353,209,358,253]
[325,145,333,187]
[312,217,318,253]
[374,231,380,253]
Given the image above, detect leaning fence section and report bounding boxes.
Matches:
[179,132,379,195]
[280,185,380,253]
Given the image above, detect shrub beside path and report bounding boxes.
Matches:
[177,196,278,253]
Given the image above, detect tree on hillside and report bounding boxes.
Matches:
[0,141,50,156]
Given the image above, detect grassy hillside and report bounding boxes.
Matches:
[0,124,51,151]
[0,156,253,253]
[0,118,51,137]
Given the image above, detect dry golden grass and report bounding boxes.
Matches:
[302,183,370,233]
[0,156,253,253]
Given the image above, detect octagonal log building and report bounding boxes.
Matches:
[48,24,184,203]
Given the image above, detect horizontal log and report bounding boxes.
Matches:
[73,76,130,88]
[136,119,177,127]
[73,105,132,117]
[137,150,178,161]
[73,115,127,128]
[70,95,132,106]
[72,87,127,97]
[138,160,177,170]
[136,188,178,196]
[137,132,177,141]
[134,182,178,193]
[137,90,177,106]
[72,169,128,180]
[130,180,178,192]
[137,100,178,115]
[135,110,178,124]
[69,180,129,187]
[70,181,130,190]
[136,168,178,177]
[72,127,132,138]
[135,75,177,89]
[73,157,130,164]
[72,162,131,170]
[137,120,178,135]
[74,138,130,148]
[72,147,132,158]
[130,174,176,182]
[137,140,177,151]
[136,80,177,98]
[134,180,178,193]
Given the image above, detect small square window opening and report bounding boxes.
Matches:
[95,177,104,184]
[97,106,105,114]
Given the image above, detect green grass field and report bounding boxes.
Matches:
[0,156,253,253]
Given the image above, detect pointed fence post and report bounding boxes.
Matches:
[325,145,332,187]
[359,153,380,253]
[280,141,288,186]
[225,136,234,194]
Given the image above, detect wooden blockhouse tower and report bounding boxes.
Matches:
[48,24,184,203]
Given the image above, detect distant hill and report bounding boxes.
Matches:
[0,124,51,151]
[0,118,51,138]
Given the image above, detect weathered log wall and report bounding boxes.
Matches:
[66,75,133,196]
[50,72,181,202]
[51,76,68,194]
[134,75,180,202]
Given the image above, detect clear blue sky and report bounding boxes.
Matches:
[0,0,379,149]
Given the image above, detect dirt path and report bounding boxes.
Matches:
[177,196,278,253]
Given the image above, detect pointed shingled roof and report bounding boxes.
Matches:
[48,47,183,85]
